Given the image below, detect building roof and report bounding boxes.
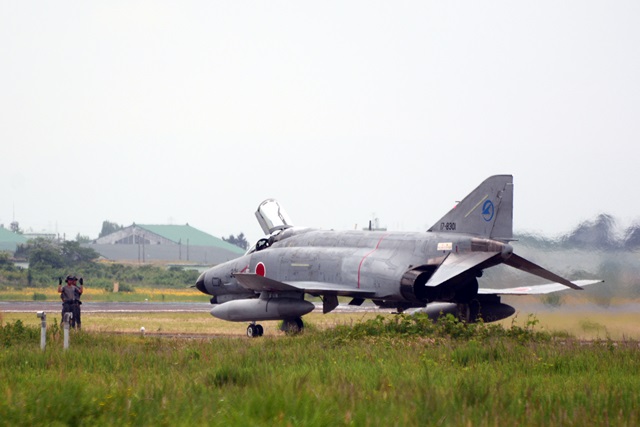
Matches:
[0,227,28,244]
[0,227,28,252]
[94,223,245,256]
[137,224,244,254]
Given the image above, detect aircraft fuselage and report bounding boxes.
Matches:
[195,176,601,335]
[197,227,512,308]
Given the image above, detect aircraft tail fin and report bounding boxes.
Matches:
[428,175,513,241]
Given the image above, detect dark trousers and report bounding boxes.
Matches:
[62,302,81,329]
[73,303,81,329]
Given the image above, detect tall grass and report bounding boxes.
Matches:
[1,315,639,426]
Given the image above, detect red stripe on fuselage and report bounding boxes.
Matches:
[357,234,388,288]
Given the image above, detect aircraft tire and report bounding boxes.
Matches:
[256,324,264,336]
[247,324,257,338]
[281,317,304,334]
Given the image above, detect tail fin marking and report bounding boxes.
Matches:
[428,175,514,241]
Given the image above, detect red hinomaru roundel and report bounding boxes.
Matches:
[255,262,266,277]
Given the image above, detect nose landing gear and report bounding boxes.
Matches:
[246,317,305,337]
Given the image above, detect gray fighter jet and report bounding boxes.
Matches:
[196,175,602,337]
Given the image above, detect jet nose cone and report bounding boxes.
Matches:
[195,272,207,294]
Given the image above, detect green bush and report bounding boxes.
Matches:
[0,252,16,271]
[0,263,200,289]
[327,313,551,343]
[118,283,135,293]
[0,320,39,347]
[32,292,47,301]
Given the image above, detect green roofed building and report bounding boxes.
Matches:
[89,224,244,265]
[0,227,28,252]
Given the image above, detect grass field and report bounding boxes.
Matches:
[1,310,640,426]
[0,286,210,303]
[0,311,386,338]
[4,293,640,341]
[3,288,640,425]
[3,286,640,340]
[3,309,640,341]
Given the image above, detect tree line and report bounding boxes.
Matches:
[0,238,199,290]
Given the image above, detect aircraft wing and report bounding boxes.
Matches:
[234,273,375,296]
[479,279,603,295]
[425,252,499,287]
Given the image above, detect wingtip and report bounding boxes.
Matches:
[570,282,584,290]
[572,279,605,289]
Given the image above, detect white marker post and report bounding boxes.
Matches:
[36,311,46,351]
[63,312,73,351]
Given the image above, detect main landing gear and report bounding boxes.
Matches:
[280,317,304,334]
[247,323,264,338]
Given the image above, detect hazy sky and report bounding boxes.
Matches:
[2,1,639,245]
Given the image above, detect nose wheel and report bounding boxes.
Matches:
[247,323,264,338]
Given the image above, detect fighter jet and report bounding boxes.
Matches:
[195,175,602,337]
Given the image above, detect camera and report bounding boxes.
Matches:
[36,311,45,319]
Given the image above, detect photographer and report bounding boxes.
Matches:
[57,276,84,329]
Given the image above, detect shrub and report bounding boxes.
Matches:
[32,292,47,301]
[327,313,551,343]
[0,320,39,347]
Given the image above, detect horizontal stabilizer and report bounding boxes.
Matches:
[234,273,375,296]
[479,279,603,295]
[504,253,584,290]
[425,252,499,287]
